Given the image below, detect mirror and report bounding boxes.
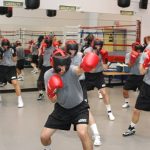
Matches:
[0,7,139,92]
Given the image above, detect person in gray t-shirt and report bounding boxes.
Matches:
[122,42,144,108]
[123,49,150,137]
[40,48,99,150]
[65,40,101,146]
[37,37,54,101]
[15,41,25,81]
[0,38,24,108]
[84,38,115,121]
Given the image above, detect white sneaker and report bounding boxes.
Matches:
[18,99,24,108]
[93,135,102,146]
[122,103,130,108]
[18,76,24,81]
[98,92,103,99]
[31,69,35,73]
[108,112,115,121]
[31,70,39,74]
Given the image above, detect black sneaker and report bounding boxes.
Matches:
[37,93,44,100]
[123,126,136,137]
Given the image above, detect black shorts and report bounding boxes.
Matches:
[135,82,150,111]
[38,55,43,69]
[85,72,106,91]
[16,59,25,70]
[0,65,4,83]
[31,55,38,65]
[37,66,51,90]
[80,80,88,102]
[123,75,144,91]
[2,66,17,83]
[44,101,89,131]
[37,66,51,82]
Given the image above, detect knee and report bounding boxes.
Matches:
[78,129,88,140]
[40,132,51,146]
[133,108,140,116]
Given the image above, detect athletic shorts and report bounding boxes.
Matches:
[37,66,51,90]
[44,101,89,131]
[2,66,17,83]
[38,55,43,69]
[85,72,106,91]
[135,82,150,111]
[80,80,88,102]
[31,55,38,65]
[16,59,25,70]
[123,75,144,91]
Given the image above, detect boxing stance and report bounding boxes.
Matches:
[65,40,101,146]
[40,49,99,150]
[122,42,144,108]
[0,38,24,107]
[123,49,150,136]
[84,38,115,121]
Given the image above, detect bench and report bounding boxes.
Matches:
[103,71,131,87]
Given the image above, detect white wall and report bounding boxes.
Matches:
[0,0,149,42]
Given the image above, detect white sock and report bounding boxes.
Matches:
[130,121,136,128]
[124,98,129,103]
[90,124,99,136]
[44,145,51,150]
[18,95,22,101]
[39,90,43,94]
[106,105,111,113]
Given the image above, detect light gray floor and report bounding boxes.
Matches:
[0,70,150,150]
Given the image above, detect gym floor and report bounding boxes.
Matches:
[0,68,150,150]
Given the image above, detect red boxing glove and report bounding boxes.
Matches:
[143,51,150,69]
[47,74,63,99]
[129,50,140,65]
[80,52,100,72]
[100,49,108,64]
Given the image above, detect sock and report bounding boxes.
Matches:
[44,145,51,150]
[130,121,136,128]
[106,105,111,113]
[39,90,43,94]
[18,95,22,101]
[124,98,129,103]
[90,124,99,136]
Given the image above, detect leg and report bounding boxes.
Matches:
[89,111,101,146]
[40,127,56,146]
[122,88,130,108]
[11,79,24,108]
[76,124,93,150]
[99,88,115,121]
[123,108,141,137]
[98,91,103,99]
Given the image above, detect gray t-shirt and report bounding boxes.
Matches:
[43,46,55,67]
[71,52,85,80]
[125,52,141,75]
[140,52,150,85]
[0,48,16,66]
[31,44,38,55]
[44,65,83,109]
[84,47,103,73]
[16,46,25,60]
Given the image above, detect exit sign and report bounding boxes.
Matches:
[120,10,134,16]
[59,5,77,11]
[3,0,23,7]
